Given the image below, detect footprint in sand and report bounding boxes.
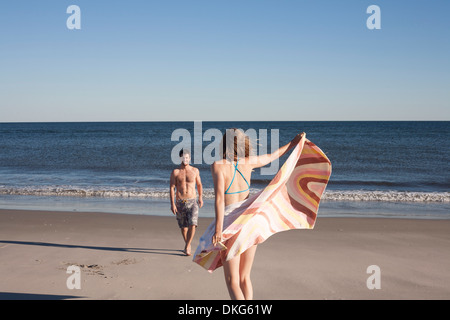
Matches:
[60,262,106,276]
[111,258,138,265]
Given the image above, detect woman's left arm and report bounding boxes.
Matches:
[211,162,225,246]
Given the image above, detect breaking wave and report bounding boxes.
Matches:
[0,186,449,203]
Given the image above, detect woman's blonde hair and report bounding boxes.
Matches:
[221,128,253,162]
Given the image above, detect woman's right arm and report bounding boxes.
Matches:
[250,132,304,169]
[211,162,225,246]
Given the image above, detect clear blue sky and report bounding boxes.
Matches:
[0,0,449,121]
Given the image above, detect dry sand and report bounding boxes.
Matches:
[1,209,449,300]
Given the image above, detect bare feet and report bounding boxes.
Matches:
[184,245,191,256]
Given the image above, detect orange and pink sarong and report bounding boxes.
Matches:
[193,134,332,272]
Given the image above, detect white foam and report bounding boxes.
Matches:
[322,190,450,203]
[0,186,448,203]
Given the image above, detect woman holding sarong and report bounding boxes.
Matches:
[210,128,304,300]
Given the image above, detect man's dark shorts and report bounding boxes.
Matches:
[175,198,199,228]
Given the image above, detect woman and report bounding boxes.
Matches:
[210,128,304,300]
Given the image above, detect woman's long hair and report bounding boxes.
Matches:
[221,128,253,162]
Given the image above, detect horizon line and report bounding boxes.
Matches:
[1,119,449,124]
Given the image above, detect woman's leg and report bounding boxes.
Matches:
[239,245,257,300]
[221,251,245,300]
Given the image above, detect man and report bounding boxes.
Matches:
[170,149,203,256]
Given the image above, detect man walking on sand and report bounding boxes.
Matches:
[170,149,203,256]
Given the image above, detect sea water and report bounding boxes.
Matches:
[0,121,448,219]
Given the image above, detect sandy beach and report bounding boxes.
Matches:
[1,208,449,300]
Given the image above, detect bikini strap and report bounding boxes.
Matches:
[224,159,250,195]
[224,159,238,194]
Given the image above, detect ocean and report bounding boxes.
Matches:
[0,121,448,219]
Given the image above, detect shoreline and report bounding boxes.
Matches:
[1,195,449,220]
[1,208,450,299]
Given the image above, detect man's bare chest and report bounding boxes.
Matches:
[176,170,196,184]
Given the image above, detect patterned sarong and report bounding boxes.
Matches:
[193,134,332,272]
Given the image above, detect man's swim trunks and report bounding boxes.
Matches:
[175,198,199,228]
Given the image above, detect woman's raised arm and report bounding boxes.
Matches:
[249,132,305,169]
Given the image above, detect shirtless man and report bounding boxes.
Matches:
[170,149,203,256]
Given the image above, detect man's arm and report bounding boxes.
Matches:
[169,170,177,215]
[196,168,203,208]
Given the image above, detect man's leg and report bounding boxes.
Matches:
[176,200,189,253]
[184,225,196,255]
[180,227,188,243]
[185,199,199,255]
